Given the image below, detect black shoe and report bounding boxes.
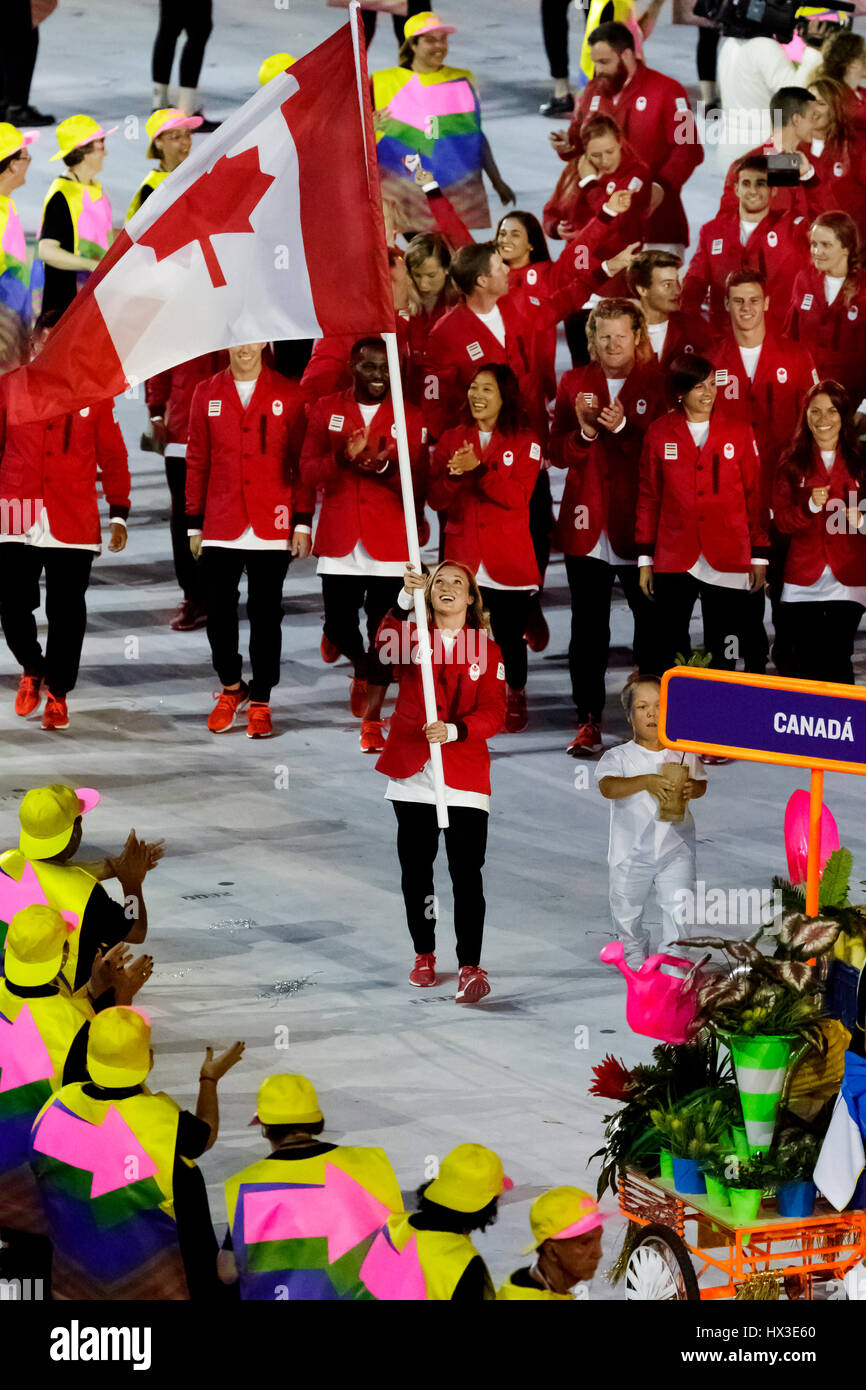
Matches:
[193,113,221,133]
[6,103,55,126]
[539,94,574,118]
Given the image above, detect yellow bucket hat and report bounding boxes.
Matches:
[424,1143,513,1213]
[3,905,68,987]
[87,1007,152,1088]
[0,122,39,163]
[50,114,118,162]
[18,785,100,860]
[250,1073,323,1126]
[145,107,202,159]
[258,52,296,86]
[523,1186,614,1252]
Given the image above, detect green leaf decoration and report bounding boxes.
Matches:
[818,847,852,909]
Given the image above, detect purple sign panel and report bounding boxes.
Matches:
[660,671,866,773]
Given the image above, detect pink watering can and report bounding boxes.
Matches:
[600,942,706,1045]
[784,790,840,885]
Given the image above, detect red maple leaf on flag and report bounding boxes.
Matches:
[137,148,275,289]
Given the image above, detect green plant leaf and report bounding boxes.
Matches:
[819,848,852,910]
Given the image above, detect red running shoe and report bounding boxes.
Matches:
[247,702,273,739]
[523,597,550,653]
[360,718,386,753]
[350,676,368,718]
[456,965,490,1003]
[409,953,437,987]
[567,721,602,757]
[207,683,249,733]
[41,692,69,730]
[505,687,528,733]
[320,634,340,664]
[15,675,42,717]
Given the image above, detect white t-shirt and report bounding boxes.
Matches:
[740,218,760,247]
[317,401,406,578]
[595,740,704,868]
[473,305,506,348]
[202,375,290,552]
[825,274,845,307]
[738,343,762,382]
[647,320,669,358]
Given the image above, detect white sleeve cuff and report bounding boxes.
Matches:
[187,528,202,537]
[445,723,458,742]
[611,415,627,434]
[637,555,653,568]
[292,524,312,534]
[750,557,767,565]
[108,517,127,527]
[398,586,415,610]
[578,174,598,187]
[580,427,599,441]
[601,202,617,217]
[422,179,441,192]
[808,498,823,513]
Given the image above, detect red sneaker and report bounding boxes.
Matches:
[505,686,528,733]
[207,683,249,733]
[14,675,42,717]
[523,597,550,653]
[350,676,368,718]
[409,953,437,987]
[41,692,69,730]
[320,634,341,664]
[360,718,386,753]
[456,965,490,1003]
[567,721,602,757]
[246,702,273,739]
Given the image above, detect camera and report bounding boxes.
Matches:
[692,0,853,43]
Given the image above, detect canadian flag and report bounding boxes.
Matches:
[2,23,394,424]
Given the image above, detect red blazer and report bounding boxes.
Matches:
[185,366,313,540]
[375,607,506,793]
[803,138,866,241]
[428,425,541,587]
[300,391,428,561]
[636,411,769,573]
[145,353,227,448]
[549,360,666,559]
[563,62,703,246]
[681,207,808,333]
[651,311,714,371]
[0,400,130,544]
[784,266,866,404]
[718,145,817,220]
[423,299,535,440]
[543,142,653,245]
[772,445,866,587]
[710,330,818,513]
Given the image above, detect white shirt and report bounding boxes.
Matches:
[200,376,290,552]
[647,320,669,358]
[316,401,406,578]
[740,218,759,247]
[595,740,703,868]
[824,274,845,307]
[1,507,121,554]
[738,343,762,382]
[473,305,506,347]
[718,37,821,128]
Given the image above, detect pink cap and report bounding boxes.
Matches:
[75,788,100,815]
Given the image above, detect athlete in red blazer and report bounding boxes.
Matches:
[784,213,866,407]
[772,378,866,682]
[375,561,506,1004]
[629,249,714,370]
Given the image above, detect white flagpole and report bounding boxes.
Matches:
[348,2,449,829]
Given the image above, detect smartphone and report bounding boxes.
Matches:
[767,153,801,187]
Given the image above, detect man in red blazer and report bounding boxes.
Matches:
[185,342,313,739]
[717,87,819,220]
[681,156,809,335]
[300,338,428,754]
[550,20,703,253]
[628,250,714,369]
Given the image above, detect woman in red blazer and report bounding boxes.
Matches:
[636,353,770,678]
[375,560,506,1004]
[784,212,866,409]
[428,364,541,734]
[773,379,866,683]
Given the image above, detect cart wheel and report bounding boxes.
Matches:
[624,1224,700,1301]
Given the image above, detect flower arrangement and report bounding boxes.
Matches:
[701,1149,777,1191]
[773,1128,820,1184]
[649,1097,733,1160]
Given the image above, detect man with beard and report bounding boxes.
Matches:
[549,21,703,256]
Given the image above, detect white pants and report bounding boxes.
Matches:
[609,844,696,961]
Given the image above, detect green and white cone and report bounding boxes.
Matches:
[727,1034,794,1155]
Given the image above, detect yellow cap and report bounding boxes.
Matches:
[18,785,99,860]
[258,52,296,86]
[145,107,202,159]
[404,11,456,40]
[250,1073,323,1126]
[523,1187,612,1252]
[424,1143,512,1213]
[3,905,67,986]
[0,122,38,163]
[50,114,118,162]
[87,1007,152,1088]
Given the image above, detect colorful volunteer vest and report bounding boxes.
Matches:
[0,850,98,991]
[30,1083,188,1299]
[31,177,112,317]
[126,168,168,223]
[0,194,30,326]
[225,1147,402,1301]
[497,1272,574,1300]
[360,1212,488,1301]
[578,0,643,87]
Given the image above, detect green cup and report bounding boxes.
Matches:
[704,1174,730,1208]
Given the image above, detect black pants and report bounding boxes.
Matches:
[321,573,402,686]
[392,801,488,967]
[480,587,533,691]
[0,0,38,108]
[653,572,763,673]
[780,600,864,684]
[529,470,553,582]
[540,0,573,80]
[165,456,203,605]
[565,556,660,722]
[362,0,428,46]
[152,0,213,87]
[0,543,94,697]
[200,547,290,703]
[697,25,721,83]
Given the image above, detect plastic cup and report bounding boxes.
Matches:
[657,761,689,823]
